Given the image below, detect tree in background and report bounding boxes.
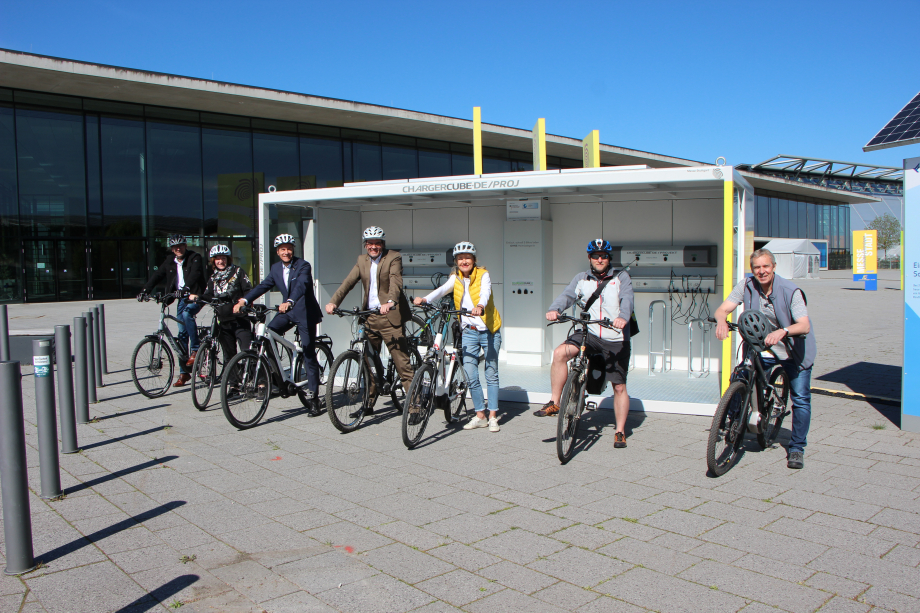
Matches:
[867,212,901,263]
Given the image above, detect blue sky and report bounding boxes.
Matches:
[2,0,918,168]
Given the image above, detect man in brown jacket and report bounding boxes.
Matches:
[325,226,414,414]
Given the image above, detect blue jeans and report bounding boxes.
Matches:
[175,298,202,373]
[763,357,812,453]
[461,328,501,414]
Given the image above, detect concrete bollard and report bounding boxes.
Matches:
[54,325,78,454]
[91,306,103,388]
[33,340,62,500]
[82,312,97,404]
[73,317,89,424]
[0,361,37,575]
[96,303,108,375]
[0,304,9,362]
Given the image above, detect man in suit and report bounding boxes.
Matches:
[138,234,205,387]
[325,226,414,414]
[234,233,324,414]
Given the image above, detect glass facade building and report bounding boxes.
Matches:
[754,190,852,270]
[0,87,584,303]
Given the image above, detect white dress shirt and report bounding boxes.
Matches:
[424,272,491,331]
[175,257,185,290]
[367,255,381,310]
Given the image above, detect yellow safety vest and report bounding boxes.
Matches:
[453,266,502,333]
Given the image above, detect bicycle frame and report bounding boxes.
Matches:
[731,342,782,433]
[251,319,313,392]
[349,316,397,395]
[149,300,189,362]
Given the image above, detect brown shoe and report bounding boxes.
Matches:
[533,401,560,417]
[614,432,627,448]
[185,351,197,367]
[173,373,191,387]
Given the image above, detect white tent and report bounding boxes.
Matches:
[762,238,821,279]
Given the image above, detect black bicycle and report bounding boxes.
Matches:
[220,304,334,429]
[132,291,209,398]
[547,312,618,464]
[190,297,228,410]
[705,317,790,476]
[325,307,422,433]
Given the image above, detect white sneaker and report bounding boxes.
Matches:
[464,416,488,430]
[488,417,500,432]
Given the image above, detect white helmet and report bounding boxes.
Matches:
[209,244,231,258]
[453,241,476,257]
[362,226,385,241]
[274,234,296,248]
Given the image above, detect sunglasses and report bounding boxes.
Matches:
[589,253,611,260]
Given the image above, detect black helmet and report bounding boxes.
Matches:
[738,310,772,351]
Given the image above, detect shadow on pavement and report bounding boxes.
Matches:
[540,408,647,462]
[111,574,199,613]
[65,456,178,495]
[80,426,170,451]
[94,403,170,421]
[867,401,900,428]
[815,361,901,399]
[38,501,186,564]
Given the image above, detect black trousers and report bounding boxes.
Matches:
[268,312,320,394]
[217,319,253,363]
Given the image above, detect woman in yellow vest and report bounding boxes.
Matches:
[414,241,502,432]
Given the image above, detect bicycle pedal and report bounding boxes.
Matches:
[585,401,598,412]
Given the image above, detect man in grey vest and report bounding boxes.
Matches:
[714,248,816,469]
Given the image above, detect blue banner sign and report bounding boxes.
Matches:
[903,156,920,432]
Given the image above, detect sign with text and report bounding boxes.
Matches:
[852,229,878,279]
[506,200,541,221]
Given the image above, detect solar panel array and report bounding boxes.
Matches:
[864,90,920,151]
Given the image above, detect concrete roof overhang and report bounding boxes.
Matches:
[0,48,700,169]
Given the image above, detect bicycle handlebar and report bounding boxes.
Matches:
[547,313,616,330]
[414,302,469,316]
[332,307,381,318]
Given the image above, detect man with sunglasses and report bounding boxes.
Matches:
[539,239,634,449]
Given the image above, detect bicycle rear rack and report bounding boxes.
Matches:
[648,300,671,375]
[688,318,713,379]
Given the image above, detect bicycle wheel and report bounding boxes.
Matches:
[403,363,436,448]
[556,369,586,464]
[221,351,271,429]
[326,350,369,433]
[443,358,468,423]
[758,365,790,449]
[706,381,751,476]
[191,337,221,410]
[389,345,421,413]
[405,314,434,348]
[131,337,174,398]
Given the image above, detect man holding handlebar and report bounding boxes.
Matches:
[540,239,634,449]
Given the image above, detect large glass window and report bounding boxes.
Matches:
[0,102,19,301]
[100,116,146,237]
[382,134,418,180]
[797,201,807,239]
[346,130,381,183]
[146,121,202,237]
[769,198,779,237]
[253,129,300,192]
[756,195,769,236]
[451,143,474,176]
[202,126,254,236]
[483,147,511,174]
[16,107,87,237]
[829,205,838,248]
[85,114,103,235]
[300,126,343,188]
[807,202,816,239]
[418,139,451,178]
[777,199,789,237]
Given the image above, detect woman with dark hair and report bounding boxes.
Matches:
[190,245,253,360]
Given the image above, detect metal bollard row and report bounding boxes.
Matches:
[0,304,9,362]
[32,340,62,500]
[97,303,108,375]
[73,316,90,424]
[83,311,98,404]
[55,325,79,454]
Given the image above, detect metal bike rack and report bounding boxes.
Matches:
[688,317,713,379]
[648,300,671,375]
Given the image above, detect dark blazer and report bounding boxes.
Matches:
[329,249,411,327]
[244,257,323,324]
[143,250,205,295]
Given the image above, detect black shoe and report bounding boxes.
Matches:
[307,399,323,417]
[787,451,804,469]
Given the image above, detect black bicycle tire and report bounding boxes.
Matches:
[706,381,750,476]
[221,352,271,429]
[403,362,436,448]
[191,337,218,410]
[326,350,369,433]
[131,337,174,398]
[556,369,584,464]
[758,365,789,449]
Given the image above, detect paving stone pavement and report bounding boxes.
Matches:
[0,293,916,613]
